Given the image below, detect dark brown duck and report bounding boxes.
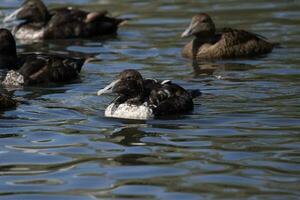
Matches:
[181,13,278,60]
[4,0,126,40]
[0,28,85,86]
[97,69,201,120]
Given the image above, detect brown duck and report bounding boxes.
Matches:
[181,13,278,60]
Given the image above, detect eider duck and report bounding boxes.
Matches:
[0,28,84,86]
[181,13,278,60]
[97,69,201,120]
[4,0,126,40]
[0,93,17,109]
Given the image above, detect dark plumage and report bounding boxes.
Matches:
[0,28,84,86]
[181,13,278,60]
[0,93,17,109]
[0,28,17,69]
[4,0,125,40]
[97,69,200,119]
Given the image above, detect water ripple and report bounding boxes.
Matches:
[1,0,300,199]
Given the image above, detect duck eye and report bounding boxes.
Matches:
[126,76,133,80]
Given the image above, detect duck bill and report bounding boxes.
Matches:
[181,26,193,38]
[181,21,198,38]
[97,79,120,96]
[4,7,23,22]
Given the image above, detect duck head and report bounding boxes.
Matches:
[97,69,144,99]
[181,13,216,38]
[4,0,50,23]
[0,29,17,69]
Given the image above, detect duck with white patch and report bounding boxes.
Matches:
[4,0,126,40]
[0,28,84,86]
[97,69,201,120]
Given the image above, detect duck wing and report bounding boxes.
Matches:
[219,28,268,45]
[149,82,195,116]
[46,7,124,38]
[210,28,276,58]
[45,8,87,38]
[221,28,280,47]
[50,7,87,18]
[17,53,84,85]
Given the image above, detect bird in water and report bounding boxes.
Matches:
[4,0,126,40]
[97,69,201,120]
[0,28,85,87]
[181,13,278,61]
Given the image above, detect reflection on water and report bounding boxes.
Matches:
[1,0,300,199]
[192,61,257,77]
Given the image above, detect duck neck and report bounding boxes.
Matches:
[194,34,215,44]
[0,47,18,69]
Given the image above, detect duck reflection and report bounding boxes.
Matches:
[109,126,158,147]
[106,126,164,165]
[192,60,256,77]
[21,85,71,100]
[20,38,103,58]
[112,153,161,166]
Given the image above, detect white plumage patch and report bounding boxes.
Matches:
[105,103,154,120]
[161,80,171,84]
[2,70,24,86]
[14,27,45,40]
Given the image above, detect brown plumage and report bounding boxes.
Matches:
[181,13,278,60]
[0,28,85,86]
[4,0,126,40]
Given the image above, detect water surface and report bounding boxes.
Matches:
[0,0,300,199]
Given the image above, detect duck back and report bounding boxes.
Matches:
[16,53,84,85]
[197,29,275,60]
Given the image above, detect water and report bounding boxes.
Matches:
[1,0,300,199]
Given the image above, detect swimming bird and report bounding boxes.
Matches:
[4,0,126,40]
[181,13,278,60]
[97,69,200,120]
[0,28,84,86]
[0,93,17,109]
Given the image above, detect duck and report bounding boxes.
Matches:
[0,28,84,86]
[181,13,278,60]
[4,0,126,40]
[97,69,201,120]
[0,93,17,109]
